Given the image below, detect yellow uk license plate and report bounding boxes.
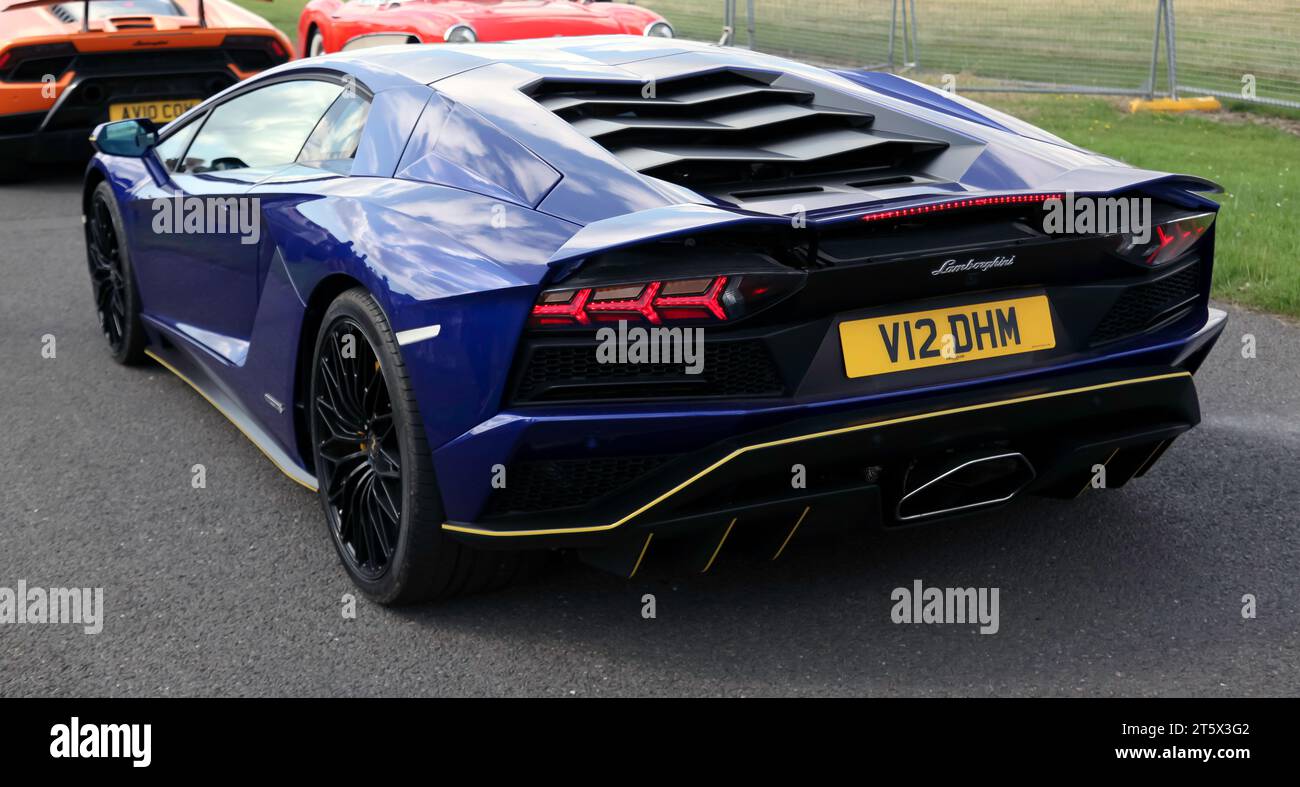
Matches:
[839,295,1056,378]
[108,98,201,123]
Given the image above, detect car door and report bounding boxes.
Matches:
[129,79,344,363]
[329,0,395,49]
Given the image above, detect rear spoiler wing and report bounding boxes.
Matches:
[545,204,791,282]
[0,0,273,30]
[546,172,1224,281]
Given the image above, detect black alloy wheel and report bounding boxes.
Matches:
[308,288,539,604]
[86,181,145,364]
[312,316,403,579]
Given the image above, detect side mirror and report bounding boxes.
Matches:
[90,118,159,158]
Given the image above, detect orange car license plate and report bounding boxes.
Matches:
[838,295,1056,378]
[108,99,201,123]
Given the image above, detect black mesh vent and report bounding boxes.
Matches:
[69,50,233,76]
[8,57,75,82]
[484,455,674,516]
[512,340,785,403]
[1091,264,1201,345]
[530,70,947,188]
[104,17,158,30]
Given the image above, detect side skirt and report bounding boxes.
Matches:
[145,347,319,492]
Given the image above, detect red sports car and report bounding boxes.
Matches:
[297,0,672,57]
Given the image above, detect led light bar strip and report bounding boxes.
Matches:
[859,193,1067,223]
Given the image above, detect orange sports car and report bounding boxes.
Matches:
[0,0,292,178]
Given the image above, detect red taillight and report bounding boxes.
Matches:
[860,193,1065,222]
[654,277,729,321]
[1145,218,1209,265]
[587,280,663,324]
[1116,212,1215,267]
[222,35,291,70]
[0,42,77,82]
[530,276,730,328]
[531,287,592,325]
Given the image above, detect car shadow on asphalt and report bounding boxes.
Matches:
[379,421,1294,693]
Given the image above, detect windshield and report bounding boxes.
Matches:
[54,0,184,21]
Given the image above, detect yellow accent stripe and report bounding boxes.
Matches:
[771,506,811,561]
[701,518,736,573]
[628,533,654,579]
[146,350,318,492]
[1135,440,1169,477]
[442,372,1192,538]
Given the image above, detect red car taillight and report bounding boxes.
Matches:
[222,35,291,72]
[531,276,730,327]
[1116,212,1214,267]
[0,42,77,83]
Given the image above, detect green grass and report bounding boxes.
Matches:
[641,0,1300,105]
[243,0,304,40]
[233,0,1300,317]
[969,92,1300,316]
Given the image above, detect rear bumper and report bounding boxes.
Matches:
[436,307,1227,554]
[2,69,234,165]
[0,45,257,165]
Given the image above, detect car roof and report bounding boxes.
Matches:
[272,36,787,92]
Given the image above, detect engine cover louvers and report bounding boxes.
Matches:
[530,70,948,192]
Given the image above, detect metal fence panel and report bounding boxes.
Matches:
[912,0,1164,94]
[638,0,726,43]
[1172,0,1300,107]
[634,0,1300,108]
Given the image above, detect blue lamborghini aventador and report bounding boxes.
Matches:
[81,36,1226,602]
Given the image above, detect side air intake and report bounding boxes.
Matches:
[529,70,948,192]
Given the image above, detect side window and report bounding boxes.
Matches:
[154,116,202,173]
[297,92,371,175]
[181,80,343,174]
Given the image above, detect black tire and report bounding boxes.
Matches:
[308,288,535,604]
[86,180,147,365]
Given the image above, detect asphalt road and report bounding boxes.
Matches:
[2,170,1297,697]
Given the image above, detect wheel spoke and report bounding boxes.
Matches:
[336,334,370,425]
[364,476,394,561]
[321,351,364,427]
[88,244,112,276]
[373,476,400,525]
[312,316,405,580]
[315,394,362,439]
[87,196,127,353]
[354,474,380,568]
